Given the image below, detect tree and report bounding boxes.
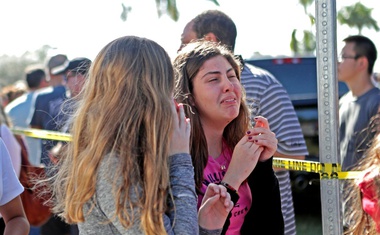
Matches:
[337,2,379,34]
[291,0,378,55]
[120,3,132,21]
[0,55,32,88]
[120,0,219,22]
[0,46,50,88]
[290,0,316,55]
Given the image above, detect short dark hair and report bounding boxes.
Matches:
[192,10,237,52]
[343,35,377,74]
[26,68,45,89]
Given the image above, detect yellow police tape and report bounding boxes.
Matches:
[11,127,362,179]
[12,127,72,142]
[273,158,362,180]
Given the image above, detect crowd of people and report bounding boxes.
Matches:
[0,8,379,235]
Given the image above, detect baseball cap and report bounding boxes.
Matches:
[48,54,68,72]
[52,57,92,76]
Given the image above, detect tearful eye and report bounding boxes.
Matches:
[227,73,237,79]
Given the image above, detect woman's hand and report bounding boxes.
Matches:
[222,135,264,190]
[247,116,278,162]
[198,183,234,230]
[169,100,191,155]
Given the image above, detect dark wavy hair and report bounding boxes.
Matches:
[173,40,250,192]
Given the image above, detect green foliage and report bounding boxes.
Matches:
[121,0,219,22]
[307,13,315,26]
[0,47,49,89]
[164,0,179,21]
[337,2,379,34]
[290,30,299,54]
[300,0,314,14]
[154,0,219,21]
[120,3,132,22]
[290,0,316,55]
[0,55,31,88]
[303,30,316,53]
[208,0,220,6]
[291,0,378,55]
[290,29,316,55]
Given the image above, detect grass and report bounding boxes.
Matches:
[296,213,322,235]
[293,183,323,235]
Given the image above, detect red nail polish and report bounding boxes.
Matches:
[174,100,179,111]
[247,131,251,134]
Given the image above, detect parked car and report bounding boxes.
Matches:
[244,57,348,195]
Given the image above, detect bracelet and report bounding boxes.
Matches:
[219,181,240,204]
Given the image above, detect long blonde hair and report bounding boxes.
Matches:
[52,36,175,234]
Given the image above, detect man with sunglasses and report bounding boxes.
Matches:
[338,35,380,171]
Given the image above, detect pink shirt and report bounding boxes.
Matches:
[197,146,252,235]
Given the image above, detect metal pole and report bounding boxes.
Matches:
[315,0,343,234]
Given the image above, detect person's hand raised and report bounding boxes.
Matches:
[198,183,234,230]
[169,100,191,156]
[247,116,278,162]
[222,134,264,190]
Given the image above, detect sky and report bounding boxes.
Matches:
[0,0,379,71]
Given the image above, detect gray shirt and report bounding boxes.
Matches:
[241,64,308,157]
[78,153,202,234]
[241,63,308,235]
[339,87,380,170]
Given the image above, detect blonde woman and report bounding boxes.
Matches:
[50,36,233,235]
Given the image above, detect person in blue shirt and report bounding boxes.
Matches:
[28,54,71,235]
[5,67,48,166]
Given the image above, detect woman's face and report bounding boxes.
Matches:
[192,55,241,127]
